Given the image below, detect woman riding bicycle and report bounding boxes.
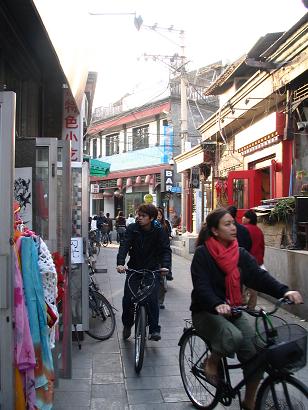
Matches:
[191,208,303,410]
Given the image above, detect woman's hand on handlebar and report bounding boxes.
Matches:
[215,303,232,316]
[117,265,126,273]
[283,290,303,304]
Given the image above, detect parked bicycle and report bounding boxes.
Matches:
[125,267,168,373]
[86,258,116,341]
[179,298,307,409]
[88,229,101,255]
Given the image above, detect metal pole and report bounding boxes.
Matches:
[180,32,188,232]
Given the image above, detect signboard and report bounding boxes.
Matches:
[71,237,84,264]
[144,193,153,204]
[162,169,174,192]
[14,167,33,229]
[62,88,82,162]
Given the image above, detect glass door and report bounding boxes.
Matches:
[227,170,262,220]
[35,138,58,252]
[0,91,15,408]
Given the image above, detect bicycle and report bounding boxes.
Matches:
[100,224,110,247]
[86,258,116,341]
[179,299,308,409]
[125,268,167,373]
[89,229,101,255]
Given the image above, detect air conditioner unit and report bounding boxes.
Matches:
[91,184,99,194]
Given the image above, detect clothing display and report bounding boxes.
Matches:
[13,212,58,410]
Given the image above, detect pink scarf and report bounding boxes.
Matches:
[206,237,242,307]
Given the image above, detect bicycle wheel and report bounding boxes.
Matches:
[134,305,147,373]
[96,240,101,255]
[179,329,220,409]
[86,291,115,340]
[256,374,308,409]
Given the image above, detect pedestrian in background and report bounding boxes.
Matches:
[157,207,173,309]
[126,213,135,227]
[242,209,265,309]
[105,212,113,244]
[94,211,107,242]
[227,205,252,252]
[115,210,126,244]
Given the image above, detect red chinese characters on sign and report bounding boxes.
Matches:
[62,89,82,162]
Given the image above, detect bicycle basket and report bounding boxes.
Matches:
[255,324,307,372]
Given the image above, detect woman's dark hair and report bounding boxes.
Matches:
[117,210,124,217]
[196,208,231,247]
[243,209,257,225]
[137,203,158,219]
[157,207,169,232]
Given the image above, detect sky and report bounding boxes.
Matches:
[86,0,307,110]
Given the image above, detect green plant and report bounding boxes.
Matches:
[269,197,295,223]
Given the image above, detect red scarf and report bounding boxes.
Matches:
[206,237,242,307]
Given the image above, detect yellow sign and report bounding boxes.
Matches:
[144,194,153,204]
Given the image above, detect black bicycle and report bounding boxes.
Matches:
[179,299,308,409]
[125,268,167,373]
[86,259,116,341]
[88,229,101,255]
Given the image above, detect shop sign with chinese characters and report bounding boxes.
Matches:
[62,88,83,162]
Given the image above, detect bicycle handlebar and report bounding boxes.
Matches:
[231,298,294,317]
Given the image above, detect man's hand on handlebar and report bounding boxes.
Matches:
[117,265,126,273]
[215,303,232,316]
[283,290,303,304]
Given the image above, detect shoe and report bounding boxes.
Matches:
[166,273,173,281]
[159,304,165,309]
[122,326,131,340]
[149,332,161,341]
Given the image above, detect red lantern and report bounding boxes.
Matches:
[117,178,123,188]
[145,174,151,184]
[135,176,142,185]
[126,177,133,187]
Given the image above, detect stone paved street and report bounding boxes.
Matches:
[54,244,308,409]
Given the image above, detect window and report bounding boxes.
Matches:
[128,125,149,151]
[92,138,97,158]
[106,133,119,156]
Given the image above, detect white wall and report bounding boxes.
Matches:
[104,197,114,218]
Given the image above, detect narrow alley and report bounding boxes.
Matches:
[54,246,308,410]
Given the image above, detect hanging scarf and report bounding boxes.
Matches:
[206,237,242,307]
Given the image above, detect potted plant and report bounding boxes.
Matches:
[269,197,295,248]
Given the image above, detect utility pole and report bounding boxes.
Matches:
[179,30,188,233]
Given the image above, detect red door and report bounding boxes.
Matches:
[227,170,262,220]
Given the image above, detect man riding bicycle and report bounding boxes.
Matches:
[117,203,171,341]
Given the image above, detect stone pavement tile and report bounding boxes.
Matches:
[91,397,129,410]
[93,372,124,384]
[125,375,183,390]
[127,389,163,404]
[125,364,180,378]
[53,391,91,407]
[161,388,192,402]
[56,378,91,392]
[91,383,127,399]
[72,367,92,379]
[129,402,192,410]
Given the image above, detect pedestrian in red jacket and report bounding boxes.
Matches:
[242,209,265,309]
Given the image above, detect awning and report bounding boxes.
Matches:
[89,159,111,177]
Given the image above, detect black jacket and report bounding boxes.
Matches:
[117,221,171,270]
[235,222,252,252]
[190,244,289,314]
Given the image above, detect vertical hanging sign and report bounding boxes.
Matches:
[62,88,83,162]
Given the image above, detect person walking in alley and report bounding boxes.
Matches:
[105,212,113,244]
[227,205,252,251]
[116,203,171,341]
[190,208,303,410]
[95,211,107,243]
[115,211,126,244]
[156,207,173,309]
[126,213,135,226]
[242,209,265,309]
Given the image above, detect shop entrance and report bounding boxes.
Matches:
[227,170,262,220]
